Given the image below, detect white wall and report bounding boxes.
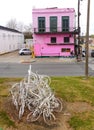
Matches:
[0,29,24,54]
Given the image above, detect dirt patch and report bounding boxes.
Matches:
[2,98,94,130]
[67,102,94,113]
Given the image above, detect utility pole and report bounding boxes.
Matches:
[85,0,90,78]
[77,0,82,61]
[78,0,80,47]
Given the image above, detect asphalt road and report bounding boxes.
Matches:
[0,51,94,77]
[0,61,93,77]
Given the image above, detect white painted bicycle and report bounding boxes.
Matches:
[10,65,65,125]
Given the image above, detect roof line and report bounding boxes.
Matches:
[0,25,22,33]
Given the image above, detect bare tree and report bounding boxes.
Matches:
[6,19,33,34]
[24,23,32,32]
[6,19,17,29]
[23,24,33,39]
[17,22,24,32]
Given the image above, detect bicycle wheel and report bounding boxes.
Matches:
[27,108,41,122]
[10,83,20,94]
[10,83,20,106]
[43,110,56,125]
[52,98,63,112]
[40,75,51,85]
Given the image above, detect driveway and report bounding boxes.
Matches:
[0,50,34,63]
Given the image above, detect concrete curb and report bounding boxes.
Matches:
[59,58,77,63]
[20,60,36,63]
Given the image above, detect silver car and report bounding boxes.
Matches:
[19,48,32,55]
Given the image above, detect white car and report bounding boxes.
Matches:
[19,48,32,55]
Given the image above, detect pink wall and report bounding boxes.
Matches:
[34,43,74,56]
[32,8,75,30]
[34,34,74,44]
[32,8,76,57]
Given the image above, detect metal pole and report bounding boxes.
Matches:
[78,0,80,40]
[85,0,90,78]
[77,0,81,61]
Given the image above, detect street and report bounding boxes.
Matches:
[0,51,94,77]
[0,62,84,77]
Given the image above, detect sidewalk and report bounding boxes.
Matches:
[0,50,78,63]
[20,57,77,63]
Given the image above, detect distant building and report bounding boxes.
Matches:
[32,7,78,57]
[81,37,94,51]
[0,25,24,54]
[25,39,33,48]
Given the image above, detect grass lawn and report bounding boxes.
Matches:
[0,76,94,130]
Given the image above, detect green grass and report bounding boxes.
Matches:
[50,76,94,130]
[0,78,22,96]
[0,111,16,128]
[0,78,21,84]
[69,111,94,130]
[0,77,94,130]
[51,76,94,105]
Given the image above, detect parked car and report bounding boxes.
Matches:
[82,50,86,57]
[91,50,94,57]
[19,48,32,55]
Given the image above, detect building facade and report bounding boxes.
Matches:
[32,7,78,57]
[0,26,24,54]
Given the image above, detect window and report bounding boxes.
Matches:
[64,37,69,43]
[51,37,56,43]
[61,48,70,52]
[62,16,69,31]
[50,16,57,32]
[38,17,45,32]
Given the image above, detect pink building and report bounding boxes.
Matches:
[32,7,78,57]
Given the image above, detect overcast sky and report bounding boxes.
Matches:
[0,0,94,34]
